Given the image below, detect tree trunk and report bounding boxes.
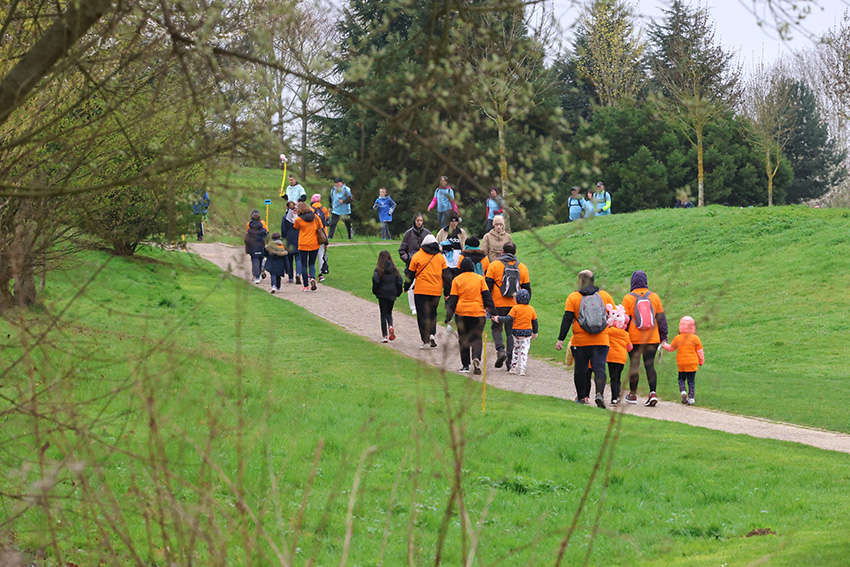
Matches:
[696,127,705,207]
[497,115,510,232]
[766,147,773,207]
[301,96,308,182]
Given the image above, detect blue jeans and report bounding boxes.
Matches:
[299,249,318,284]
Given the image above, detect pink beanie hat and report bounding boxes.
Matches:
[311,193,321,203]
[679,316,696,334]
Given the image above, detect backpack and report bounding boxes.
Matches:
[577,292,607,334]
[313,205,327,226]
[629,291,655,330]
[471,259,484,276]
[499,261,521,298]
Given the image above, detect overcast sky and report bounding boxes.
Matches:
[553,0,848,67]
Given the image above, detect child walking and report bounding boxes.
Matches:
[263,232,288,293]
[372,250,403,343]
[372,187,397,240]
[661,316,705,405]
[492,288,537,376]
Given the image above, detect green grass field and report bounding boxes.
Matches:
[319,205,850,433]
[2,241,850,566]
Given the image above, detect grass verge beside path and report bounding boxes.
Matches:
[319,206,850,434]
[2,247,849,566]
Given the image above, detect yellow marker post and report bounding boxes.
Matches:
[279,161,287,198]
[482,331,487,413]
[264,199,272,227]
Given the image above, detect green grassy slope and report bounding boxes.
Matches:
[320,205,850,432]
[2,246,849,566]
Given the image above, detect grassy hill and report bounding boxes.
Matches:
[320,205,850,433]
[2,242,850,566]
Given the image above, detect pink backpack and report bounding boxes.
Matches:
[629,291,655,331]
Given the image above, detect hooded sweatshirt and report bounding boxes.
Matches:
[622,270,668,344]
[558,285,615,347]
[245,212,268,256]
[398,220,432,265]
[293,209,320,251]
[459,246,489,276]
[405,235,447,296]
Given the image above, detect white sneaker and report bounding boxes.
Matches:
[411,309,417,316]
[508,367,516,375]
[429,334,437,348]
[380,337,389,343]
[254,278,261,284]
[681,390,688,404]
[519,370,526,376]
[687,398,695,405]
[419,343,430,350]
[270,287,277,294]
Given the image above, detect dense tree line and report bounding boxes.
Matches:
[309,0,846,236]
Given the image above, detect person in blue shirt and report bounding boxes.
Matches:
[329,177,354,239]
[484,187,504,233]
[594,181,612,215]
[567,186,584,222]
[427,175,457,229]
[372,187,397,240]
[583,189,596,219]
[192,190,210,240]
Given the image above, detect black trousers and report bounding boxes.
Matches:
[455,315,486,367]
[329,214,352,239]
[414,294,441,343]
[678,371,696,398]
[572,345,609,400]
[588,361,625,400]
[491,306,514,366]
[627,343,660,394]
[378,298,395,337]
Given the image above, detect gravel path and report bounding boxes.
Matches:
[188,242,850,455]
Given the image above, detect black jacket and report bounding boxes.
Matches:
[245,219,268,256]
[372,261,404,299]
[263,240,289,276]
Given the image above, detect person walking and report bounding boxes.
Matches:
[244,209,268,284]
[427,175,458,229]
[192,190,210,241]
[398,213,431,316]
[310,194,330,281]
[263,232,289,293]
[661,316,705,405]
[281,201,301,284]
[372,250,403,343]
[621,270,668,406]
[458,236,489,276]
[329,177,354,239]
[554,270,615,406]
[485,241,531,371]
[594,182,612,216]
[492,288,538,376]
[567,186,584,222]
[583,190,596,219]
[404,234,447,349]
[436,213,468,251]
[444,257,495,374]
[293,202,322,291]
[373,187,397,240]
[484,187,504,234]
[480,215,512,264]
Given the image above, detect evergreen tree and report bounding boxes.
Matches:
[784,79,847,203]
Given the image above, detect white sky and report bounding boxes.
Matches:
[553,0,849,67]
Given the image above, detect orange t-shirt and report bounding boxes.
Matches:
[564,289,615,347]
[409,249,448,297]
[507,304,537,331]
[607,326,632,364]
[449,272,489,317]
[668,333,704,372]
[293,215,321,251]
[622,288,665,345]
[486,260,531,308]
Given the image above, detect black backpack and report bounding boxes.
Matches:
[499,261,521,298]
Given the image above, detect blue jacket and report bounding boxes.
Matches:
[330,185,353,215]
[567,196,584,221]
[373,195,396,222]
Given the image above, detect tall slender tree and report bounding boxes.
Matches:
[648,0,739,207]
